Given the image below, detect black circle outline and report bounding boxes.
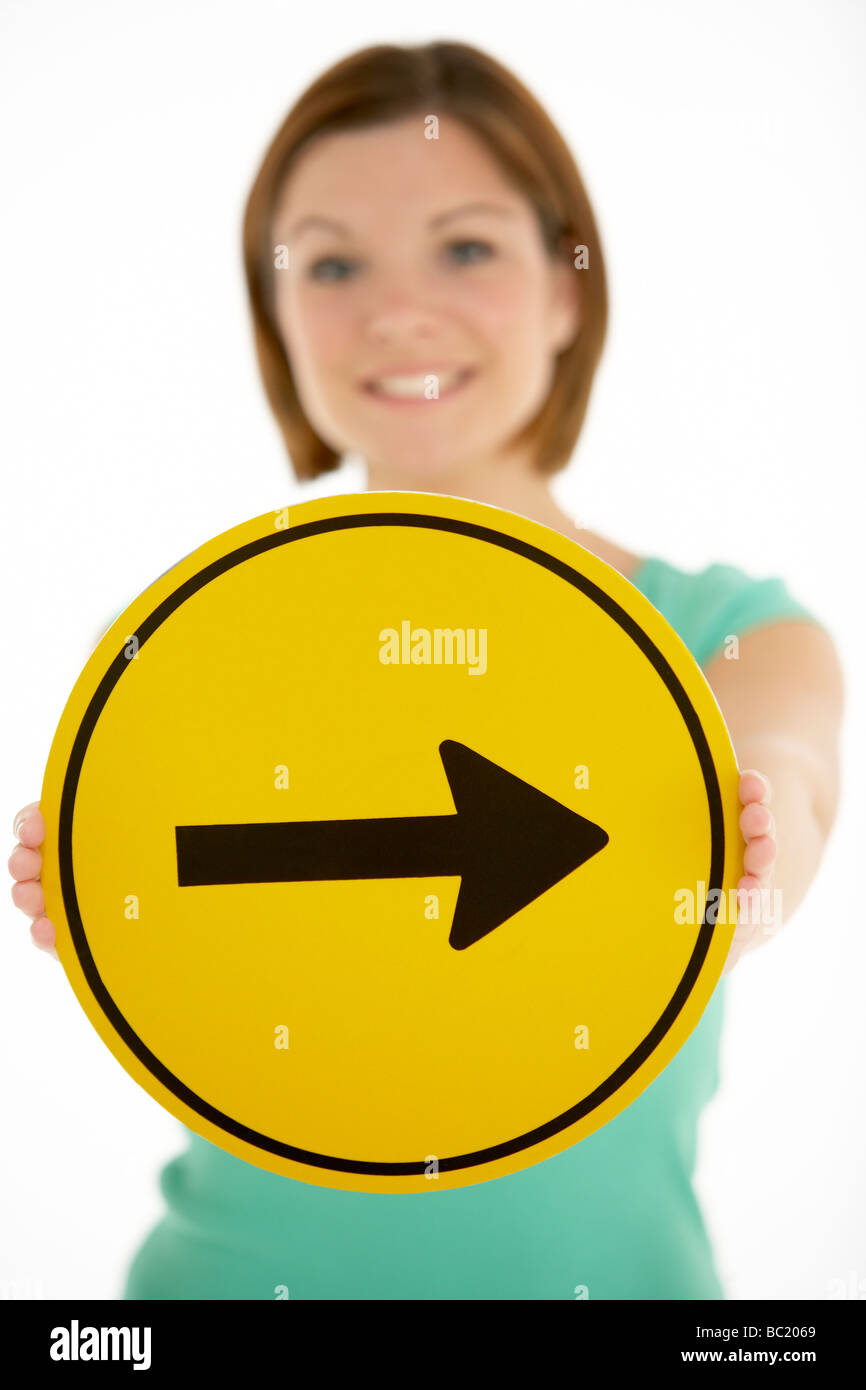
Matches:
[58,510,725,1176]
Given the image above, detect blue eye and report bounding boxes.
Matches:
[307,256,357,282]
[305,242,492,280]
[447,239,493,265]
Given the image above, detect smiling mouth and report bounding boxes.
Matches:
[361,367,476,401]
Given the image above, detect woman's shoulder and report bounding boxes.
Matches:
[628,554,824,667]
[635,553,814,609]
[571,530,645,583]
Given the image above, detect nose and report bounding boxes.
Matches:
[366,307,441,343]
[363,278,444,344]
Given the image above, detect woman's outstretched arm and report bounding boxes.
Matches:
[702,619,844,974]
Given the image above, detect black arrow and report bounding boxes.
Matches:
[175,740,609,950]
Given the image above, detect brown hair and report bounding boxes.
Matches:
[242,41,608,481]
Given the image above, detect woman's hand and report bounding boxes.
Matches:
[8,802,58,960]
[722,768,777,976]
[0,770,789,975]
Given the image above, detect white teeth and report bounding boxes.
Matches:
[369,369,465,398]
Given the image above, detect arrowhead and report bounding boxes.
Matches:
[439,740,609,950]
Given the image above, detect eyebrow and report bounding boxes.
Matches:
[285,201,518,241]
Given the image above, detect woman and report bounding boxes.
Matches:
[10,40,843,1299]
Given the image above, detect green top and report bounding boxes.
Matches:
[120,555,822,1300]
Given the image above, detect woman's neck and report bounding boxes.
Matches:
[362,449,641,582]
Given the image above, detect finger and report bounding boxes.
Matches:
[11,878,46,918]
[739,803,775,839]
[739,769,771,805]
[8,844,42,880]
[30,916,59,960]
[14,808,46,850]
[13,802,39,836]
[736,873,766,923]
[744,834,776,878]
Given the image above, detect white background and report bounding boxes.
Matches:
[1,0,863,1300]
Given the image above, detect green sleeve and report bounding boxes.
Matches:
[686,562,826,668]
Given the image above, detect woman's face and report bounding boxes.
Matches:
[270,114,580,481]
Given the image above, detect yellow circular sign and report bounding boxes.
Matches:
[40,492,739,1193]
